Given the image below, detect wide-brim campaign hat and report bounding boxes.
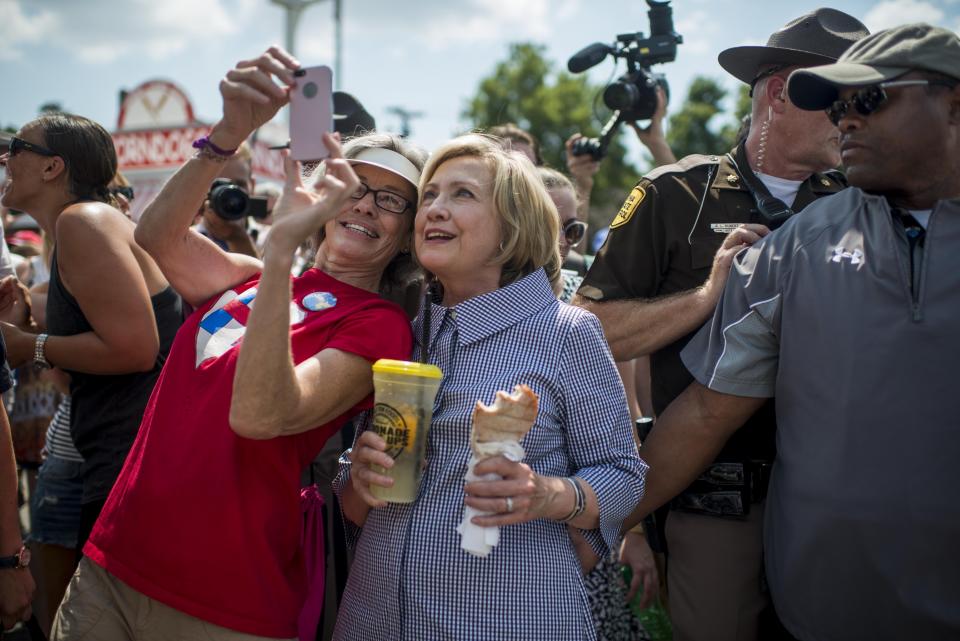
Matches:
[719,8,870,86]
[789,23,960,110]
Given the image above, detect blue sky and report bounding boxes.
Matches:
[2,0,959,165]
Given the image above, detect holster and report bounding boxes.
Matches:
[672,460,772,519]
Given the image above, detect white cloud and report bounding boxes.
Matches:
[143,0,238,37]
[864,0,945,31]
[144,38,190,61]
[76,43,131,64]
[298,38,336,63]
[419,0,580,49]
[0,2,59,60]
[675,9,717,55]
[555,0,579,20]
[0,0,254,65]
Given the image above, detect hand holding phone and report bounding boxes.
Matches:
[289,65,333,161]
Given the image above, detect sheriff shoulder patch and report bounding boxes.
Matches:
[610,186,646,229]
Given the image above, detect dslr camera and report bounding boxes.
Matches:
[568,0,682,160]
[207,179,269,221]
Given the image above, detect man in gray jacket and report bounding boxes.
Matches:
[622,23,960,641]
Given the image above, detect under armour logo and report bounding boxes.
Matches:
[831,247,863,265]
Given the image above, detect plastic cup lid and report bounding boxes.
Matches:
[373,359,443,379]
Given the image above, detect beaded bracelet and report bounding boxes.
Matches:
[560,476,586,523]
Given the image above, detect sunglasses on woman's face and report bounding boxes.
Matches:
[562,219,587,246]
[7,136,59,158]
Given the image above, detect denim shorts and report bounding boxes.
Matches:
[28,455,84,548]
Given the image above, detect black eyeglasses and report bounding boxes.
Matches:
[825,80,954,126]
[7,136,59,158]
[351,182,412,214]
[562,219,588,245]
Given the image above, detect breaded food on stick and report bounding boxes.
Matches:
[470,384,538,454]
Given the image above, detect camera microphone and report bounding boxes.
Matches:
[567,43,613,74]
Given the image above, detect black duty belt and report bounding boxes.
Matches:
[672,460,772,519]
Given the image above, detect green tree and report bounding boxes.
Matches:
[462,43,641,225]
[665,77,753,158]
[734,84,752,122]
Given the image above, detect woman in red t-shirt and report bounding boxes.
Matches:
[52,47,426,641]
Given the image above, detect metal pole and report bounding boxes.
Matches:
[271,0,327,123]
[271,0,325,58]
[334,0,343,89]
[285,5,300,55]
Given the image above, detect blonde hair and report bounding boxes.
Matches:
[419,134,560,287]
[537,166,576,197]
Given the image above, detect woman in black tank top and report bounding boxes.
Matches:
[0,113,181,554]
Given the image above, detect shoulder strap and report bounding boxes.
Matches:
[645,154,720,182]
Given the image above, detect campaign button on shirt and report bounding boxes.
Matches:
[303,291,338,312]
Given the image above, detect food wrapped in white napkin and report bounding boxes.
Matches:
[458,385,538,557]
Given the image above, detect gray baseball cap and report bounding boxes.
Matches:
[789,23,960,110]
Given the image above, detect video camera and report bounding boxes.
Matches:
[567,0,682,160]
[207,178,269,221]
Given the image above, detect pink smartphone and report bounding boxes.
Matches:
[289,65,333,161]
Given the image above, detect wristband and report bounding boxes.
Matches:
[192,136,238,162]
[33,333,51,370]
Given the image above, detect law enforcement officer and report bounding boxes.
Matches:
[621,23,960,641]
[574,9,868,641]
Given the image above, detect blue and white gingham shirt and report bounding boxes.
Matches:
[333,269,647,641]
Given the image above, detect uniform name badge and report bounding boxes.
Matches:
[710,223,741,234]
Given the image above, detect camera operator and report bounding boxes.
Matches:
[566,85,676,260]
[194,142,260,258]
[575,9,868,641]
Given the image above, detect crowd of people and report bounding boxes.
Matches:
[0,8,958,641]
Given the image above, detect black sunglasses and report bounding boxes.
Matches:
[110,186,135,201]
[7,136,59,158]
[562,219,587,245]
[825,79,954,126]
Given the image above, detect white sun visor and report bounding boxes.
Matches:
[348,148,421,190]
